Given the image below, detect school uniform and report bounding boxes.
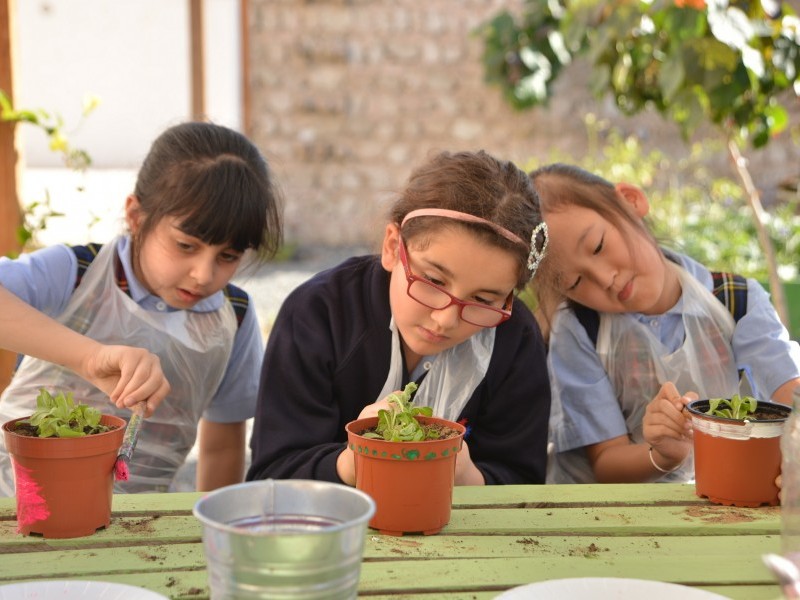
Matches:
[547,250,800,484]
[247,255,551,485]
[0,236,263,493]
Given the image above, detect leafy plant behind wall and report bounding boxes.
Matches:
[0,90,99,254]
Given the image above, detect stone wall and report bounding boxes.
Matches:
[247,0,800,248]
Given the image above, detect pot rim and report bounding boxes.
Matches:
[345,415,466,441]
[2,414,127,439]
[685,398,791,424]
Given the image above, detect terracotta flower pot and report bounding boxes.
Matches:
[345,415,465,536]
[3,414,126,538]
[687,399,791,508]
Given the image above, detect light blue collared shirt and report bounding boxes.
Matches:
[548,250,800,454]
[0,237,264,423]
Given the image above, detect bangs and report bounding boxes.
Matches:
[171,157,268,252]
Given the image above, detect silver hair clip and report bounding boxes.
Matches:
[527,222,548,276]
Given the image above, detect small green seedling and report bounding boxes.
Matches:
[705,394,758,420]
[17,388,110,438]
[362,382,441,442]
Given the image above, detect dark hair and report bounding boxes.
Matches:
[528,163,652,235]
[528,163,659,323]
[389,150,541,289]
[131,121,283,258]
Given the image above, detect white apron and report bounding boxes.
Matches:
[376,317,494,422]
[0,238,236,494]
[550,264,740,483]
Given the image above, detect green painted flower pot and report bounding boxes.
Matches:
[345,416,465,536]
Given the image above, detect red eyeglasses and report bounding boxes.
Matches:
[397,236,512,328]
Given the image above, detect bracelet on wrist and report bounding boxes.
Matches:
[648,446,682,474]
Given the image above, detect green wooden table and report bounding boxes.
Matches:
[0,484,783,599]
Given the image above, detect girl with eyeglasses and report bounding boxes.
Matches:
[247,150,551,486]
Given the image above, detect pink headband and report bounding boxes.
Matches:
[401,208,549,278]
[400,208,526,246]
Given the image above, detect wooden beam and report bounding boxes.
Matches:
[0,0,21,393]
[189,0,205,120]
[240,0,251,135]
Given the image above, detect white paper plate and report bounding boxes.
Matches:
[0,580,169,599]
[495,577,730,599]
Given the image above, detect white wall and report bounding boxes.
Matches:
[15,0,242,169]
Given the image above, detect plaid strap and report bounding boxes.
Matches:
[72,243,105,289]
[70,244,248,329]
[710,271,748,324]
[222,283,249,329]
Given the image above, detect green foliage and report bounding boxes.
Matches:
[0,90,96,170]
[523,114,800,282]
[705,394,758,420]
[0,90,98,253]
[361,382,440,442]
[478,0,800,148]
[17,388,109,438]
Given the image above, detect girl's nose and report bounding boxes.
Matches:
[430,302,461,329]
[190,257,215,286]
[586,264,615,290]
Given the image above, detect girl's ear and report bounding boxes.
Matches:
[124,195,143,233]
[615,183,650,217]
[380,223,401,272]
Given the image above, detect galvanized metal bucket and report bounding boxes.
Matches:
[193,479,376,599]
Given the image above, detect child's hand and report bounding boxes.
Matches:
[336,446,356,486]
[357,394,397,420]
[83,344,170,418]
[642,382,696,467]
[454,441,485,485]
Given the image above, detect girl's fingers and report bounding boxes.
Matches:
[116,380,170,415]
[645,399,692,442]
[358,395,399,419]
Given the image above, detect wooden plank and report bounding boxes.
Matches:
[361,587,777,600]
[357,555,780,595]
[1,504,779,552]
[362,534,779,561]
[0,574,777,600]
[452,483,709,507]
[0,484,719,518]
[443,505,779,536]
[0,549,782,600]
[0,515,201,551]
[2,573,211,600]
[0,0,20,258]
[240,0,251,135]
[1,532,779,574]
[0,542,205,579]
[189,0,205,120]
[0,0,21,394]
[111,491,202,514]
[1,502,780,549]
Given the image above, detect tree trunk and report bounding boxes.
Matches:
[727,139,790,328]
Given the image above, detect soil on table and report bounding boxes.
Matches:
[359,422,461,440]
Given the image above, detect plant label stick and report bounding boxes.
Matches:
[114,403,145,481]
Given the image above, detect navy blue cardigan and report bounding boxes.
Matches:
[246,255,551,484]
